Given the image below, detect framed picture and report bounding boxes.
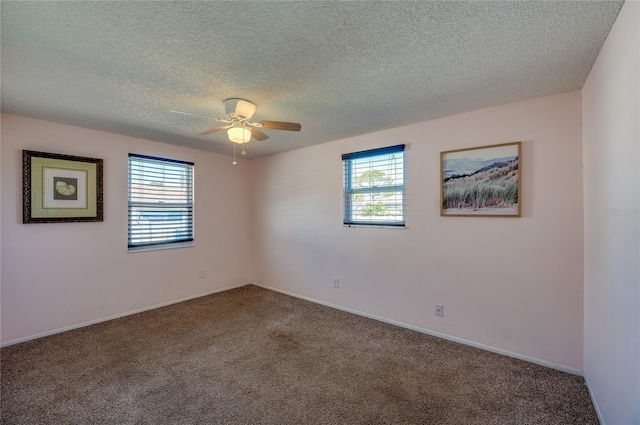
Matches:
[441,141,521,217]
[23,150,104,223]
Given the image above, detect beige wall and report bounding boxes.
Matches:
[1,114,253,344]
[582,1,640,423]
[251,91,585,371]
[0,89,600,376]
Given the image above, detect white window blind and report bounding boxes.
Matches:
[128,154,194,250]
[342,145,405,226]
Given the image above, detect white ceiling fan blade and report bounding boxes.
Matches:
[224,98,257,119]
[169,110,216,119]
[235,99,257,119]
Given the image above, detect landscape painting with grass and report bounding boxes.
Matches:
[441,142,521,217]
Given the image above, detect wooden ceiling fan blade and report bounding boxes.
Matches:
[198,126,227,136]
[258,120,301,131]
[251,128,270,141]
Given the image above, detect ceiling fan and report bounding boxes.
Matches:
[173,98,301,145]
[172,98,301,164]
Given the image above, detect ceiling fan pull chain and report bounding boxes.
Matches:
[233,144,237,165]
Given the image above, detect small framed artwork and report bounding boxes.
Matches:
[441,141,521,217]
[23,150,104,223]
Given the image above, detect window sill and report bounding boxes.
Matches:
[343,224,406,229]
[128,241,194,253]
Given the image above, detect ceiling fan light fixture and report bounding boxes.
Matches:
[227,127,251,144]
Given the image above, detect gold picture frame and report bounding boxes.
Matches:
[23,150,104,223]
[441,142,521,217]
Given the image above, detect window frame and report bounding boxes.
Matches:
[127,153,194,252]
[342,144,406,227]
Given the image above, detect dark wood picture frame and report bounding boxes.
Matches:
[23,150,104,223]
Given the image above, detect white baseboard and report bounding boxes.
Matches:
[252,282,584,376]
[0,283,249,348]
[584,374,605,424]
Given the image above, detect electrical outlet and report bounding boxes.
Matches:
[333,278,340,288]
[200,269,206,279]
[435,304,443,317]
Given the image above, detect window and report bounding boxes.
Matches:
[342,145,405,226]
[128,154,194,251]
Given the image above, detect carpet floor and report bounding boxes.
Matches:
[1,285,597,424]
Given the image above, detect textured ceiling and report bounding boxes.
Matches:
[1,1,623,159]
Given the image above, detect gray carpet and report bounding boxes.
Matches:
[1,285,598,424]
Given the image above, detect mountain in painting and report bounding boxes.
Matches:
[443,156,517,179]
